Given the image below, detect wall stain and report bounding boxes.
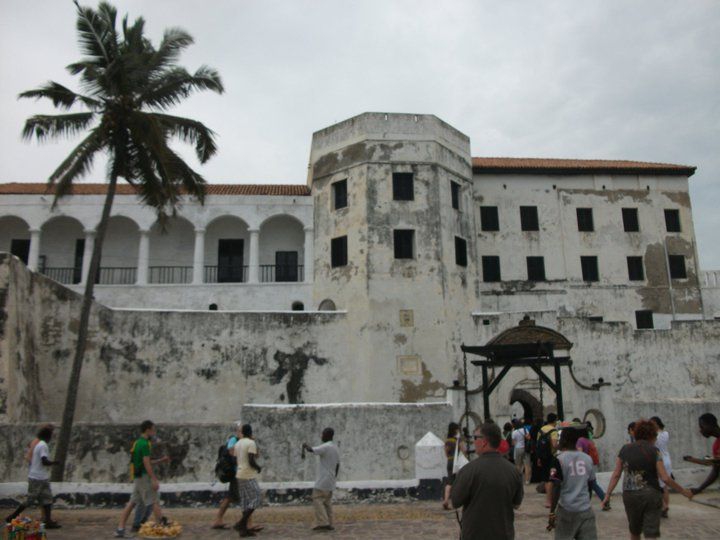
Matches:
[269,346,328,404]
[399,362,445,402]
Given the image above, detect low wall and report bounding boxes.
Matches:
[0,402,452,483]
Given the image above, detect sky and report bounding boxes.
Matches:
[0,0,718,268]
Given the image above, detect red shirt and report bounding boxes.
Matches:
[713,437,720,458]
[499,439,510,455]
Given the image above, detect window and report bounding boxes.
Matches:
[275,251,299,282]
[587,316,604,322]
[581,256,599,282]
[455,237,467,266]
[331,236,348,267]
[576,208,594,232]
[526,256,546,281]
[622,208,639,232]
[520,206,539,231]
[332,179,347,210]
[627,256,645,281]
[392,172,414,201]
[635,310,654,329]
[393,229,415,259]
[10,239,30,265]
[451,181,460,210]
[291,301,304,311]
[480,206,499,231]
[664,209,681,232]
[668,255,687,279]
[482,256,501,282]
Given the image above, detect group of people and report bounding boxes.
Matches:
[445,412,720,540]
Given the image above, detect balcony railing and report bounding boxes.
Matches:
[260,265,304,283]
[149,266,192,284]
[41,267,80,285]
[204,265,248,283]
[96,267,137,285]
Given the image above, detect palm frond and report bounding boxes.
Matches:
[149,28,194,71]
[47,126,107,205]
[73,1,113,64]
[22,113,95,142]
[139,65,224,110]
[148,112,217,163]
[19,81,102,110]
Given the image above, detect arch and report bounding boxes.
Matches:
[205,215,249,283]
[39,215,86,282]
[148,216,195,283]
[318,299,337,311]
[101,216,140,283]
[0,215,31,263]
[258,212,305,230]
[487,316,573,351]
[205,214,251,230]
[509,388,543,423]
[259,214,304,282]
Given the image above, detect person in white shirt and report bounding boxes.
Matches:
[511,419,531,485]
[651,416,672,518]
[234,424,263,538]
[302,428,340,532]
[5,425,61,529]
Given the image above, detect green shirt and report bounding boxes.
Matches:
[131,437,151,479]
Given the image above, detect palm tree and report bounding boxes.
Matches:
[20,1,223,480]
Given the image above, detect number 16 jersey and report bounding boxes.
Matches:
[549,450,595,512]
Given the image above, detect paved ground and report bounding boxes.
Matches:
[11,491,720,539]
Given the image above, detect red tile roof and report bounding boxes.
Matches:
[472,157,695,176]
[0,183,311,196]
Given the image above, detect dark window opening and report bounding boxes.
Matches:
[668,255,687,279]
[331,236,348,268]
[636,310,654,329]
[332,179,347,210]
[393,229,415,259]
[392,172,414,201]
[480,206,499,231]
[581,256,599,282]
[587,316,604,322]
[455,237,467,267]
[208,303,218,311]
[291,301,304,311]
[275,251,299,282]
[10,239,30,265]
[482,256,501,282]
[622,208,639,232]
[520,206,539,231]
[577,208,594,232]
[627,256,645,281]
[526,256,546,281]
[217,239,245,283]
[451,181,460,210]
[73,238,84,284]
[664,209,681,232]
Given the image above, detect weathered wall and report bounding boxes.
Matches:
[0,402,452,483]
[701,270,720,318]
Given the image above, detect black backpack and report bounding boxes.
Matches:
[215,439,236,483]
[536,428,556,463]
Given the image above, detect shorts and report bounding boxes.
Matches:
[514,447,529,465]
[130,475,158,507]
[555,507,597,540]
[236,479,262,511]
[25,479,53,507]
[622,487,662,538]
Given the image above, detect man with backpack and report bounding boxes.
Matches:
[212,423,242,530]
[538,413,559,508]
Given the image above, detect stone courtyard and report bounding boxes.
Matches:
[15,492,720,539]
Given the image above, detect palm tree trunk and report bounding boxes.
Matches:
[51,174,119,482]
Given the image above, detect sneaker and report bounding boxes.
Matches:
[114,529,127,538]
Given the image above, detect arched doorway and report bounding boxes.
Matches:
[509,388,543,423]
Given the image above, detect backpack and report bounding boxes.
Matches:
[215,439,236,483]
[536,427,557,463]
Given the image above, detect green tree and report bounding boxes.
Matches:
[20,1,223,480]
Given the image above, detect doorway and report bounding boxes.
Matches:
[217,239,244,282]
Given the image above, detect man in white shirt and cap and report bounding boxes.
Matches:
[303,428,340,532]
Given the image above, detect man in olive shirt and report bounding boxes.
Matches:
[451,423,524,540]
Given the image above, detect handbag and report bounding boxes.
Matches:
[452,437,469,474]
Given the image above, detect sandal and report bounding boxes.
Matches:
[211,524,229,529]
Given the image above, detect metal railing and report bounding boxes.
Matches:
[204,265,248,283]
[96,267,137,285]
[40,267,79,285]
[149,266,193,284]
[260,265,304,283]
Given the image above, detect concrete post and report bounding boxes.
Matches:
[27,229,41,271]
[137,230,150,285]
[303,227,314,283]
[192,228,205,284]
[248,228,260,283]
[80,230,95,285]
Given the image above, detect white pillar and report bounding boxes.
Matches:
[80,230,95,285]
[248,229,260,283]
[193,228,205,284]
[304,227,314,283]
[137,229,150,285]
[27,229,41,271]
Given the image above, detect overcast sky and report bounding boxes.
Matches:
[1,0,718,267]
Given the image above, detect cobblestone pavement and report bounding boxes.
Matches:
[15,491,720,539]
